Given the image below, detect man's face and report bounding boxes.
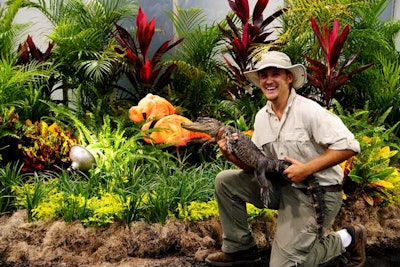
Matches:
[258,67,293,102]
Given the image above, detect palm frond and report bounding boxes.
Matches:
[0,0,28,58]
[167,5,207,38]
[77,53,120,83]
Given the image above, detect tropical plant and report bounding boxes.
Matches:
[0,3,53,115]
[26,0,137,110]
[0,55,52,161]
[346,135,399,206]
[15,35,56,106]
[361,53,400,135]
[18,120,77,172]
[334,100,400,206]
[0,0,27,60]
[0,59,52,106]
[210,91,264,132]
[280,0,400,112]
[114,7,183,103]
[218,0,287,97]
[305,17,374,107]
[0,162,25,214]
[167,6,229,119]
[13,173,49,221]
[0,106,23,162]
[280,0,356,48]
[17,35,54,64]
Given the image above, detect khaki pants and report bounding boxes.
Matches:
[215,169,346,267]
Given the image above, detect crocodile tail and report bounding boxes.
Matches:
[307,175,326,237]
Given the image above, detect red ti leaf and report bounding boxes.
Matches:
[17,42,29,65]
[253,0,269,26]
[328,21,350,70]
[228,0,249,24]
[140,60,153,83]
[115,24,138,53]
[136,7,155,59]
[26,35,44,62]
[126,49,140,65]
[307,16,373,107]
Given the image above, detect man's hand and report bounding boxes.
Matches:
[216,128,237,162]
[283,149,357,183]
[216,128,253,173]
[282,157,309,183]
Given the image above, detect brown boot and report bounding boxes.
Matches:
[344,224,367,267]
[205,245,261,266]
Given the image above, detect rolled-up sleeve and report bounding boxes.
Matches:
[309,107,360,153]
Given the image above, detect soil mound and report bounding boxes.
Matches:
[1,202,399,266]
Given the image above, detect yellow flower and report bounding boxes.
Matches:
[362,136,372,144]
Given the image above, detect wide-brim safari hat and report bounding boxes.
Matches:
[244,51,307,89]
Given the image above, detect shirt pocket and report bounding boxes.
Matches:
[284,131,310,143]
[284,131,312,158]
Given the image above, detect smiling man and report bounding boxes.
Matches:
[205,51,366,267]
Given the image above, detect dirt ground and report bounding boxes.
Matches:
[1,198,400,267]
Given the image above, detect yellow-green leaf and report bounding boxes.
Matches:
[370,180,394,189]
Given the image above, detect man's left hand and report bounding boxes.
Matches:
[282,157,309,183]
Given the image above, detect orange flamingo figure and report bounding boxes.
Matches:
[129,95,211,162]
[143,114,211,146]
[129,93,176,129]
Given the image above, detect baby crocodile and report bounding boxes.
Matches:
[181,117,326,236]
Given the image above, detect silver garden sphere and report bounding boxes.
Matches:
[69,145,95,171]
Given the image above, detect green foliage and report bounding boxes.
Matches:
[0,59,52,108]
[212,90,265,128]
[176,199,277,222]
[0,0,27,59]
[334,100,400,205]
[334,100,399,148]
[140,162,216,224]
[26,0,137,110]
[167,6,229,119]
[0,162,25,214]
[0,106,22,162]
[12,173,49,221]
[362,53,400,134]
[11,158,219,226]
[281,0,357,52]
[280,0,400,123]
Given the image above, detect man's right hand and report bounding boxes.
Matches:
[216,128,253,173]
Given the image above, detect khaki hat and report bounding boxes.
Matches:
[244,51,307,89]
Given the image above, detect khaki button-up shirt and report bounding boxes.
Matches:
[251,89,360,186]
